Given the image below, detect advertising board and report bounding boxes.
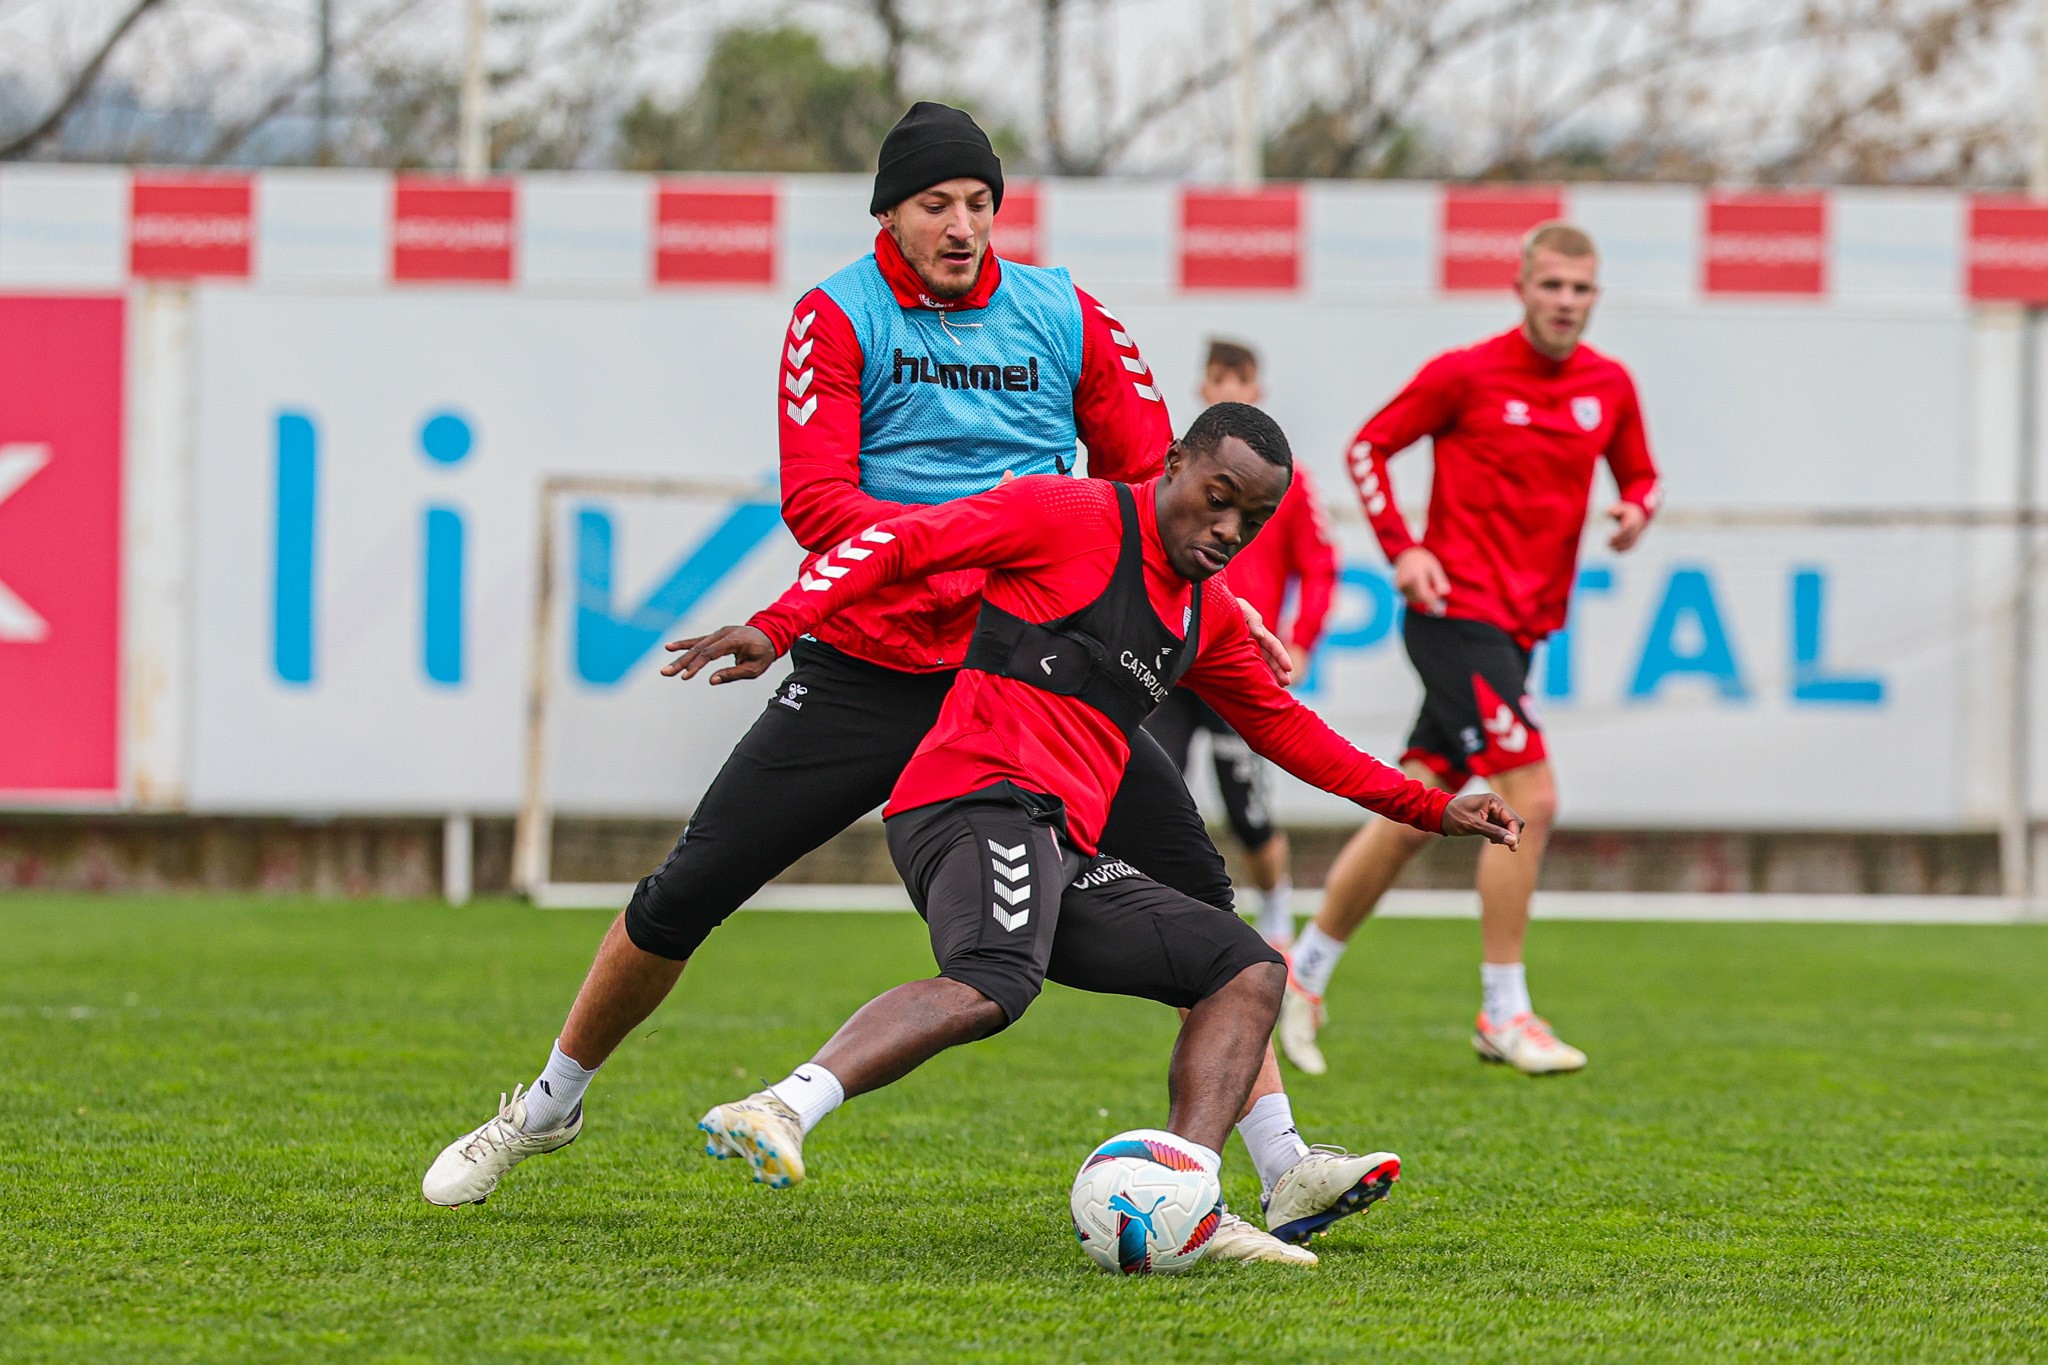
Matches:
[0,295,125,800]
[188,286,1974,826]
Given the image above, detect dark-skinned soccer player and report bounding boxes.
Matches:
[665,404,1522,1238]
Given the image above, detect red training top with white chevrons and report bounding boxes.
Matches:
[746,475,1451,854]
[778,231,1174,673]
[1346,326,1661,646]
[1219,465,1339,655]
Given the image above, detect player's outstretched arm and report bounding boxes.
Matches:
[1185,588,1448,833]
[1442,792,1523,849]
[1186,582,1528,841]
[662,477,1082,682]
[661,626,776,686]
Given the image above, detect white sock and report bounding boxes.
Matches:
[769,1064,845,1135]
[1181,1141,1223,1178]
[1256,876,1294,944]
[1236,1092,1311,1193]
[1481,961,1531,1028]
[1289,922,1347,997]
[523,1039,596,1132]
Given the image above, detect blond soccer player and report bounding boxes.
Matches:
[1279,223,1661,1077]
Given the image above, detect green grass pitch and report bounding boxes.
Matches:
[6,894,2047,1363]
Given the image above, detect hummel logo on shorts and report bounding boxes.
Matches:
[988,839,1032,932]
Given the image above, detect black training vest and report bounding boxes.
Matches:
[962,481,1201,737]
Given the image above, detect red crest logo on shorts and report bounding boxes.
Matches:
[1468,673,1546,775]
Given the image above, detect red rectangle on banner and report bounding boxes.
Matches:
[1967,198,2048,303]
[0,295,123,797]
[392,179,515,282]
[1180,187,1301,290]
[654,183,777,285]
[1440,187,1563,292]
[1704,193,1826,296]
[992,184,1041,265]
[130,175,253,279]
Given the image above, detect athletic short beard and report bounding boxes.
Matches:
[913,251,982,300]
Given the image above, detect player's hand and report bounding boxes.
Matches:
[1441,792,1522,849]
[1286,642,1312,684]
[1393,546,1450,616]
[661,625,777,685]
[1606,500,1649,552]
[1236,598,1294,685]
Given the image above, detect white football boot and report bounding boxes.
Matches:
[1203,1206,1318,1266]
[421,1084,582,1206]
[1262,1147,1400,1245]
[1473,1011,1588,1075]
[1276,978,1328,1076]
[698,1089,807,1188]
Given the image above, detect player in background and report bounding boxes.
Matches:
[1144,341,1337,949]
[1277,223,1661,1077]
[667,405,1521,1231]
[424,103,1393,1263]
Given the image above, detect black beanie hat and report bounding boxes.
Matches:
[869,102,1004,215]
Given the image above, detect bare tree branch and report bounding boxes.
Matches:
[200,0,435,165]
[0,0,168,161]
[1261,0,2026,187]
[1067,0,1325,174]
[1268,0,1624,179]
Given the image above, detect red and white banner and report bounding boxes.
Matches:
[0,295,123,797]
[1440,187,1563,292]
[13,166,2048,305]
[1179,187,1301,290]
[1703,193,1826,296]
[1966,198,2048,304]
[392,179,515,283]
[130,175,252,279]
[654,183,777,285]
[992,183,1041,266]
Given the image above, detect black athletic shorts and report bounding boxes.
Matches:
[1143,688,1276,852]
[622,639,1235,961]
[1401,612,1547,783]
[885,783,1283,1027]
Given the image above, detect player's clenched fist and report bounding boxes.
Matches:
[1441,792,1523,849]
[1605,499,1649,552]
[1392,545,1451,616]
[663,625,776,685]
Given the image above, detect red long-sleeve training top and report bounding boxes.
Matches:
[778,231,1175,672]
[1219,465,1339,655]
[1345,326,1661,647]
[747,475,1451,854]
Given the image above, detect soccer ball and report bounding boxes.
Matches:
[1069,1129,1223,1275]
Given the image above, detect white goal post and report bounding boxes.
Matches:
[513,473,768,908]
[511,471,2048,913]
